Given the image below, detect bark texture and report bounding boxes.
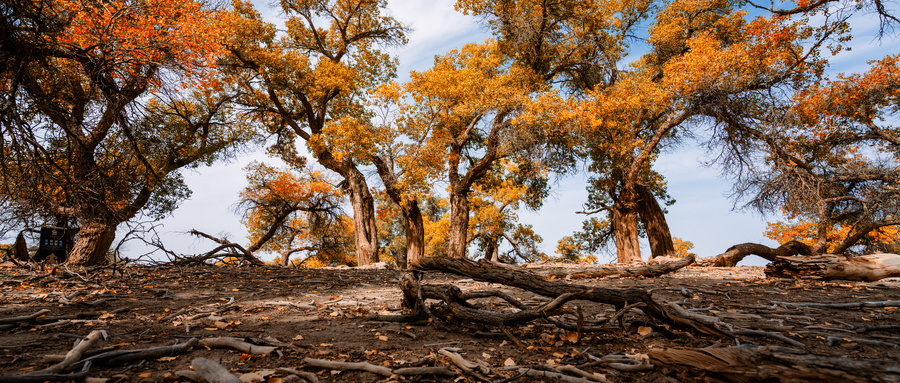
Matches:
[410,256,728,337]
[447,187,471,259]
[612,206,642,264]
[649,345,900,383]
[635,184,675,258]
[66,220,116,266]
[535,254,695,280]
[697,241,811,267]
[765,253,900,281]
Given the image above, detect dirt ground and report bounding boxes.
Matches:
[1,261,899,382]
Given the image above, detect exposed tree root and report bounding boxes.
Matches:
[404,257,730,339]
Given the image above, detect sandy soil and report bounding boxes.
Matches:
[1,262,898,382]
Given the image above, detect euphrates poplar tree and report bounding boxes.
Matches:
[222,0,407,266]
[0,0,248,265]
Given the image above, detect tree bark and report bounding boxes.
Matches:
[400,201,425,268]
[66,219,116,266]
[697,241,811,267]
[765,253,900,281]
[535,254,695,279]
[371,155,424,268]
[344,169,379,266]
[447,187,471,259]
[13,232,29,261]
[612,207,642,264]
[410,256,729,338]
[635,184,675,258]
[649,345,900,383]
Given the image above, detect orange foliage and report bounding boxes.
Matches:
[50,0,227,86]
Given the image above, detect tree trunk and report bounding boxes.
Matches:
[535,254,695,279]
[13,232,29,261]
[612,207,642,264]
[697,241,811,267]
[765,253,900,281]
[66,220,117,266]
[488,238,500,263]
[401,201,425,269]
[447,188,470,259]
[635,184,675,258]
[345,170,379,266]
[649,345,900,383]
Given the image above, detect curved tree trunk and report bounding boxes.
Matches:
[697,241,812,267]
[635,184,675,258]
[66,220,117,266]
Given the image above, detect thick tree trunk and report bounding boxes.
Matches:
[400,201,425,269]
[765,253,900,281]
[13,232,29,261]
[66,220,117,266]
[487,238,500,263]
[697,241,811,267]
[345,170,378,266]
[447,188,470,259]
[612,207,642,263]
[649,345,900,382]
[635,184,675,258]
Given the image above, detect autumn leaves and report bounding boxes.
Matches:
[3,0,895,266]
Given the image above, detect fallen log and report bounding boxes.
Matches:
[648,345,900,382]
[697,241,809,267]
[765,253,900,281]
[410,257,729,338]
[533,254,695,279]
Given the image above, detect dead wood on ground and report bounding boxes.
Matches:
[533,254,695,279]
[407,257,729,338]
[176,357,241,383]
[177,230,265,266]
[648,345,900,382]
[697,241,810,267]
[765,253,900,281]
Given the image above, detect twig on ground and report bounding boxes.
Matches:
[31,330,105,374]
[198,337,276,355]
[302,357,393,377]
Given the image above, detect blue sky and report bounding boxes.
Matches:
[123,0,897,265]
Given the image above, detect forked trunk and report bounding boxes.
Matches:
[447,190,470,259]
[635,184,675,258]
[66,220,117,266]
[486,238,500,262]
[612,207,642,264]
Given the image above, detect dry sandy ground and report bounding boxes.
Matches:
[1,262,898,382]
